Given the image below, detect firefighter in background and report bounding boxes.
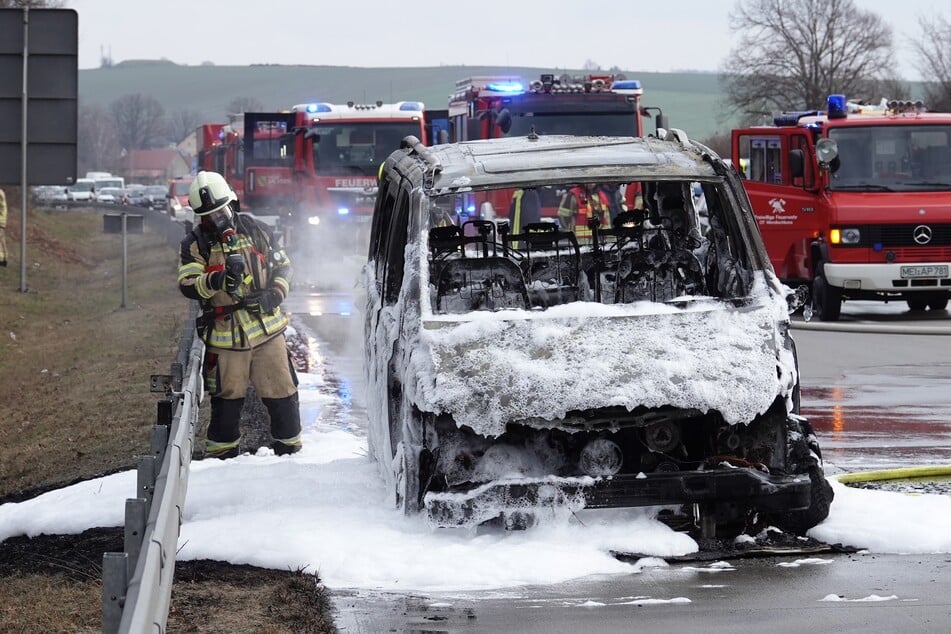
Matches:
[509,188,542,231]
[178,171,301,459]
[557,183,615,241]
[0,188,7,267]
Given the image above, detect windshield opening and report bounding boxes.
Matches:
[310,121,421,176]
[425,179,752,315]
[829,125,951,191]
[503,112,637,137]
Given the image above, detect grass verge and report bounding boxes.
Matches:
[0,205,335,633]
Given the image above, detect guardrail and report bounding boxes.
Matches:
[100,304,204,631]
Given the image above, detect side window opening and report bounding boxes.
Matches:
[382,183,411,305]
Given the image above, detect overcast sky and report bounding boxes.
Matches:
[62,0,942,80]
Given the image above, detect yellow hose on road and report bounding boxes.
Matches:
[834,465,951,484]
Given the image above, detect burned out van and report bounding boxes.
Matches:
[364,132,832,538]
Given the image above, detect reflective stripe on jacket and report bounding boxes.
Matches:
[178,218,291,351]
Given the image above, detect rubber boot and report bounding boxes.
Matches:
[262,393,302,455]
[206,396,244,459]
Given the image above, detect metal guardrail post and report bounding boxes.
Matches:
[136,455,157,508]
[124,498,147,578]
[102,552,128,634]
[150,425,169,460]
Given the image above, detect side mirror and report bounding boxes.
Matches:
[496,109,512,135]
[816,138,839,172]
[789,149,804,179]
[786,284,809,313]
[655,113,669,134]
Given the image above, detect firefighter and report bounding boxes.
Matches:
[178,171,301,459]
[508,188,542,231]
[557,183,614,242]
[0,188,7,267]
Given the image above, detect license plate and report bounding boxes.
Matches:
[900,265,949,278]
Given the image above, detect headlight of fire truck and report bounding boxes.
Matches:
[307,215,321,226]
[830,227,861,245]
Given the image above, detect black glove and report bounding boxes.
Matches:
[224,254,245,294]
[244,288,283,314]
[207,270,243,294]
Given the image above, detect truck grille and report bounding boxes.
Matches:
[866,224,951,247]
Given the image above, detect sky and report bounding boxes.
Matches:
[1,365,951,593]
[61,0,944,81]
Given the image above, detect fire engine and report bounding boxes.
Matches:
[445,73,657,222]
[197,120,244,202]
[733,95,951,321]
[240,101,433,249]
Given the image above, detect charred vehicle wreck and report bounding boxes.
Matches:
[364,132,833,539]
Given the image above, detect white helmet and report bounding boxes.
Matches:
[188,170,237,216]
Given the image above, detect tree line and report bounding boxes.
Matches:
[77,95,262,179]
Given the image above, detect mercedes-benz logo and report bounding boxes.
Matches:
[913,225,933,245]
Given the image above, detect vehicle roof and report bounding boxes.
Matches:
[743,112,951,132]
[419,134,721,193]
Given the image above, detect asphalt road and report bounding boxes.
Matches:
[289,292,951,633]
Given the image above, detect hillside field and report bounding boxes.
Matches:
[80,61,741,142]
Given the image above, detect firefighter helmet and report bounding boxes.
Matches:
[188,170,236,216]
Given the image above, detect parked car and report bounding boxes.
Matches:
[365,133,832,539]
[32,185,69,204]
[67,178,96,202]
[97,187,123,204]
[167,176,194,220]
[143,185,169,210]
[125,186,149,207]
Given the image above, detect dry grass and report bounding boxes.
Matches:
[0,205,335,633]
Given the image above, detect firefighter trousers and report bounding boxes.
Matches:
[204,333,301,457]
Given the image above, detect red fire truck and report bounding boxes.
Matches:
[197,120,244,202]
[732,95,951,321]
[445,73,655,221]
[236,101,431,250]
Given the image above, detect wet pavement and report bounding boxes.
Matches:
[286,291,951,633]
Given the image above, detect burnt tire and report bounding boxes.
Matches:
[812,275,842,322]
[907,297,929,311]
[772,462,834,535]
[395,443,420,515]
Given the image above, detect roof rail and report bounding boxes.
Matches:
[400,134,442,185]
[666,127,691,148]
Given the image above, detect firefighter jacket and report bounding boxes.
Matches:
[557,186,613,242]
[508,188,542,232]
[178,214,291,351]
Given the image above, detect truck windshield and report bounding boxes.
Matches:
[503,112,636,137]
[310,122,421,175]
[829,124,951,191]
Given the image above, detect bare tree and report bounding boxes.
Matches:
[167,107,205,145]
[911,14,951,111]
[227,96,264,116]
[722,0,895,116]
[77,104,120,175]
[110,93,167,151]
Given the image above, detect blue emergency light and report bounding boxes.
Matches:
[485,81,524,94]
[337,207,350,216]
[399,101,423,111]
[305,103,333,113]
[611,80,642,91]
[827,94,848,119]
